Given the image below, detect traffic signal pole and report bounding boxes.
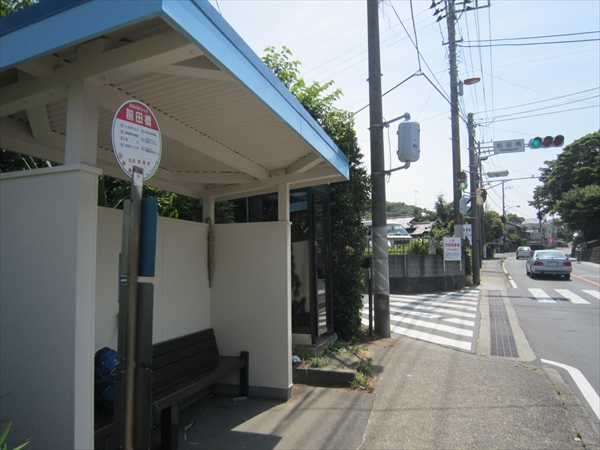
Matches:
[367,0,390,338]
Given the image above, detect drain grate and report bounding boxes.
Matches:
[489,290,518,357]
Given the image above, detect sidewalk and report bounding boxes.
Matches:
[175,257,600,449]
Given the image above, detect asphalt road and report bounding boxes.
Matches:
[503,251,600,424]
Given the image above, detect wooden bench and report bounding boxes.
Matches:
[95,328,249,449]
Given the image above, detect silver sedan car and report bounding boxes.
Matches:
[526,250,572,280]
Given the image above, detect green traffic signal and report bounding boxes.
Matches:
[529,135,564,149]
[529,136,542,148]
[458,180,468,190]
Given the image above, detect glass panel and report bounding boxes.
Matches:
[315,195,329,336]
[290,192,310,334]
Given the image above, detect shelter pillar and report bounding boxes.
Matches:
[278,182,290,222]
[65,78,99,165]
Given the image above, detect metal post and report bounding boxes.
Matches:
[367,0,390,338]
[120,166,143,450]
[447,0,463,227]
[467,113,480,285]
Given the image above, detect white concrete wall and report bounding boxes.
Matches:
[0,165,99,450]
[94,208,211,349]
[211,222,292,394]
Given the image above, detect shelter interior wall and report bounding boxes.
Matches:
[210,222,292,392]
[95,207,211,350]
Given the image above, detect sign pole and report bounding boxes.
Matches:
[121,166,143,449]
[111,99,162,450]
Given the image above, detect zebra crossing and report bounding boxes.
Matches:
[527,288,598,304]
[362,289,480,352]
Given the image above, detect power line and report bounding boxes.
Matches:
[480,104,599,125]
[463,30,599,44]
[475,87,599,114]
[460,38,599,48]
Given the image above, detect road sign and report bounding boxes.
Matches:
[493,139,525,154]
[112,100,162,180]
[463,224,472,244]
[487,171,509,178]
[443,237,462,261]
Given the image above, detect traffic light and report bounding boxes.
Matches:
[459,196,472,215]
[457,171,468,190]
[529,135,564,149]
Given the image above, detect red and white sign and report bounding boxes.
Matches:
[443,237,462,261]
[111,100,161,180]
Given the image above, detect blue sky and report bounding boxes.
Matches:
[209,0,599,220]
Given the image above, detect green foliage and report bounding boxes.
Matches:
[484,210,504,242]
[531,131,600,240]
[555,184,600,241]
[0,0,37,17]
[263,46,371,342]
[0,149,56,173]
[0,420,30,450]
[357,357,374,377]
[306,356,326,368]
[508,233,524,246]
[386,201,415,217]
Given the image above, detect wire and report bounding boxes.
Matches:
[460,38,599,48]
[475,88,599,114]
[463,30,599,44]
[481,104,599,124]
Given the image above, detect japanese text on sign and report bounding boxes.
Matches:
[111,100,162,180]
[443,237,462,261]
[493,139,525,155]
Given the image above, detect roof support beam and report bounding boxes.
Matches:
[1,30,197,117]
[97,84,272,180]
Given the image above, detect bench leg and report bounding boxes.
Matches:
[160,404,179,450]
[240,351,249,397]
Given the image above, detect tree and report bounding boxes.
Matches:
[263,46,371,341]
[483,210,503,242]
[1,0,36,17]
[555,184,600,241]
[531,131,600,241]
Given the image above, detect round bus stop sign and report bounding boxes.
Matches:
[111,100,162,180]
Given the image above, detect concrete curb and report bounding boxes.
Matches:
[292,366,356,387]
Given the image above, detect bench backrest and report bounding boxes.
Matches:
[151,328,220,392]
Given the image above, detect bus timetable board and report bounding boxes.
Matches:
[112,100,162,180]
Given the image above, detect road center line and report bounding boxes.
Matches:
[572,273,600,287]
[541,359,600,420]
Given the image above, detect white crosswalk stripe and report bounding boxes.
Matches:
[362,289,480,352]
[528,288,597,304]
[554,289,591,304]
[528,288,556,303]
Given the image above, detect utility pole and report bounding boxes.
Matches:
[367,0,390,338]
[467,113,480,285]
[446,0,463,228]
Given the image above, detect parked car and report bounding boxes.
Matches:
[526,250,572,280]
[515,246,532,259]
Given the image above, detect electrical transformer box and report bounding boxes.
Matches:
[397,121,420,162]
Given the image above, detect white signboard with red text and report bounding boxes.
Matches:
[112,100,162,180]
[443,237,462,261]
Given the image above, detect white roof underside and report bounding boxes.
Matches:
[0,3,349,200]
